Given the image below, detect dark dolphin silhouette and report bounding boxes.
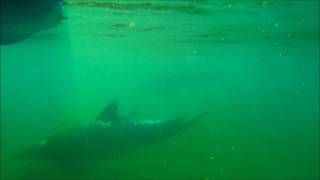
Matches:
[15,99,207,170]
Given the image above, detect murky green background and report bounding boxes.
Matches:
[1,0,319,179]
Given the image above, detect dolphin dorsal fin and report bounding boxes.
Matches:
[95,99,122,123]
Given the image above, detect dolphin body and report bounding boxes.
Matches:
[16,99,207,170]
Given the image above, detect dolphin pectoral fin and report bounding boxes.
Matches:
[95,99,122,124]
[13,145,42,160]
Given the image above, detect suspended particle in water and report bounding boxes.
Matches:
[129,21,136,28]
[261,0,269,7]
[192,50,198,54]
[40,139,47,145]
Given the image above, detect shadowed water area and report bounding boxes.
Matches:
[1,0,319,179]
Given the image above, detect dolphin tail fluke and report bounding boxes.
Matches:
[182,111,208,128]
[190,112,208,122]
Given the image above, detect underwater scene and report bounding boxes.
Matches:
[1,0,319,179]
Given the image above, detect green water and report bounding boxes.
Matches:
[1,0,319,179]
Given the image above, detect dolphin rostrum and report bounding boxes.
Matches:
[15,99,207,170]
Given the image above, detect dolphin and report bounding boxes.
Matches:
[15,99,207,170]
